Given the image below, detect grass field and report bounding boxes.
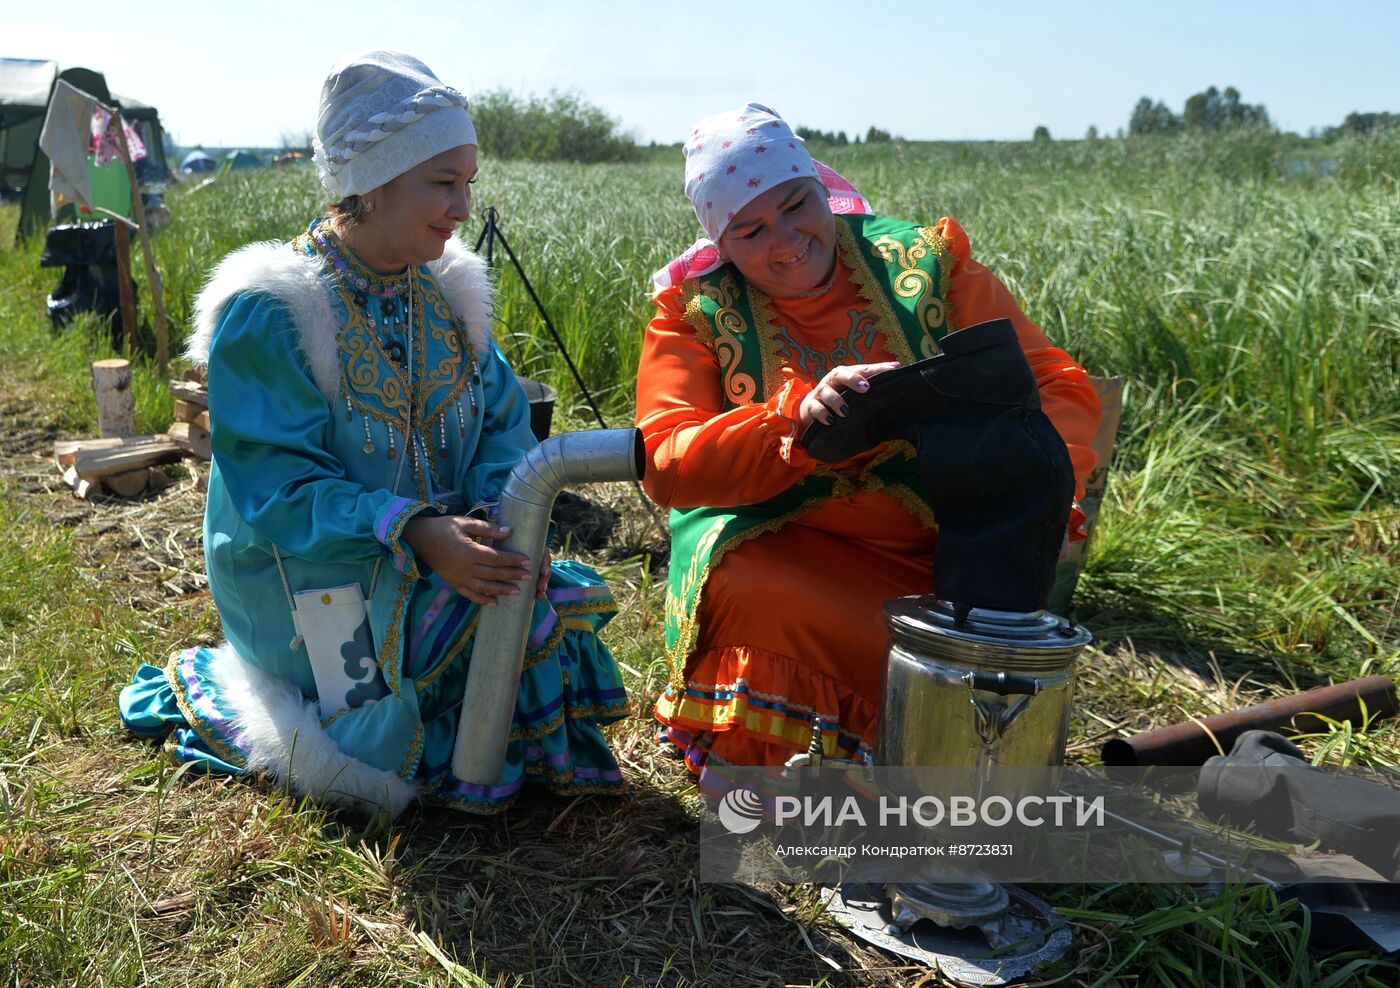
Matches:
[0,132,1397,986]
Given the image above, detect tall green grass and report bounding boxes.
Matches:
[7,138,1397,671]
[5,136,1396,668]
[1,135,1397,985]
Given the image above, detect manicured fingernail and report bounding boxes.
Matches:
[856,380,870,392]
[837,404,850,417]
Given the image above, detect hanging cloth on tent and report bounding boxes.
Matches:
[39,79,97,214]
[91,104,146,167]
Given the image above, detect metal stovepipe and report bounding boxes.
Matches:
[450,427,644,785]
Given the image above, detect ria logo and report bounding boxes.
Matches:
[717,787,764,835]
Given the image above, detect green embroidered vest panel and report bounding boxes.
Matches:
[678,214,958,410]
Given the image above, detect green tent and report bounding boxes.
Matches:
[0,57,172,241]
[219,149,263,175]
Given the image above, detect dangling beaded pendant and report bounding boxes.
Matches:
[387,426,397,460]
[361,412,375,455]
[466,347,481,417]
[456,402,466,438]
[438,416,448,453]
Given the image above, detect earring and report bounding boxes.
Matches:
[363,200,376,215]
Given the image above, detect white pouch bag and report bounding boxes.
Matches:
[289,582,388,715]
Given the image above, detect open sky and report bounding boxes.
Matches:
[7,0,1398,148]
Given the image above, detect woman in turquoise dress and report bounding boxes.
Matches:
[118,50,628,817]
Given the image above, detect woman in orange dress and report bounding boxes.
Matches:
[636,104,1100,785]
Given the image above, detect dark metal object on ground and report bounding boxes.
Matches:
[40,221,131,338]
[1281,884,1400,956]
[517,376,557,441]
[1102,676,1399,767]
[888,882,1010,944]
[826,882,1071,985]
[1199,730,1400,882]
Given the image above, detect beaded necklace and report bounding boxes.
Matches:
[306,221,482,492]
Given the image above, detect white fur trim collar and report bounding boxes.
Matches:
[204,642,418,817]
[185,234,494,400]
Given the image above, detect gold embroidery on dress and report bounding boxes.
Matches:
[398,721,425,778]
[165,651,247,769]
[420,275,466,416]
[337,280,411,428]
[869,225,951,359]
[680,280,717,351]
[885,483,939,529]
[703,272,759,405]
[836,221,920,366]
[380,573,413,698]
[746,284,789,399]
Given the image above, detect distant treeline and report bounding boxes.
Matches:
[467,89,639,164]
[267,85,1398,164]
[793,125,900,146]
[1125,85,1397,141]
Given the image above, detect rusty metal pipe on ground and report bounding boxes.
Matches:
[1101,675,1398,767]
[450,428,645,785]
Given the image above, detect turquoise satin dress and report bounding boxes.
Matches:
[119,221,629,811]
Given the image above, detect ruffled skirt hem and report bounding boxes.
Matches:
[653,643,876,777]
[119,607,629,817]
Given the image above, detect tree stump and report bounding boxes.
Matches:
[92,359,136,438]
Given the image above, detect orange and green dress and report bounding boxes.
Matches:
[637,213,1101,780]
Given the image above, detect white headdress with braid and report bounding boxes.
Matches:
[313,49,477,199]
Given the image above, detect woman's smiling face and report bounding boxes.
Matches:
[718,177,836,298]
[351,144,478,272]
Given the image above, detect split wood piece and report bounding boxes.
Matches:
[61,463,172,500]
[104,466,173,498]
[54,435,166,469]
[173,399,204,423]
[92,359,136,438]
[106,468,152,498]
[192,410,210,431]
[61,465,97,499]
[168,421,211,461]
[169,380,208,406]
[71,439,184,479]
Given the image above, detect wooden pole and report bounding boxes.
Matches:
[91,358,136,437]
[111,221,138,355]
[110,108,168,375]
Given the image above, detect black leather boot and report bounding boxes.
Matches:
[798,319,1074,614]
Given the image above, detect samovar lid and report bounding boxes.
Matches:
[885,596,1092,669]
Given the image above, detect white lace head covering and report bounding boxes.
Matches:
[313,49,477,199]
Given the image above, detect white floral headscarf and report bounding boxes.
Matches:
[654,103,872,291]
